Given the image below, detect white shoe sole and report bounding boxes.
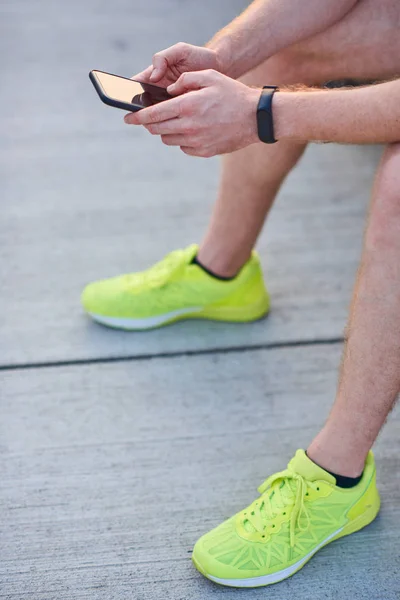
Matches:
[88,306,203,330]
[195,526,344,588]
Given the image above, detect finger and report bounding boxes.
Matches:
[124,97,182,125]
[161,134,191,146]
[150,42,188,82]
[145,118,189,135]
[132,65,154,83]
[150,55,168,82]
[167,69,218,96]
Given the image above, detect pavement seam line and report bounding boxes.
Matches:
[0,337,344,373]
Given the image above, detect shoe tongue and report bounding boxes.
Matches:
[288,450,336,484]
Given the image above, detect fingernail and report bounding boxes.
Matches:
[124,114,130,123]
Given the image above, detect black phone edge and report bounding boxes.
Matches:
[89,71,141,113]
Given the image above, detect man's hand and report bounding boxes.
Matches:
[124,70,260,157]
[133,42,223,88]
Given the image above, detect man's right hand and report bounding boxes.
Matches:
[133,42,223,88]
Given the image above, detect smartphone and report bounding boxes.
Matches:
[89,70,172,112]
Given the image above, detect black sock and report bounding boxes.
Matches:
[324,468,363,489]
[191,255,236,281]
[306,452,363,489]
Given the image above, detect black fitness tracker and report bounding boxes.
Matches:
[257,86,278,144]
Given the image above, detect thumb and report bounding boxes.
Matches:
[132,65,154,83]
[167,70,215,95]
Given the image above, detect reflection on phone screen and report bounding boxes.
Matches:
[94,71,171,107]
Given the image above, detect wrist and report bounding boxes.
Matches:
[246,87,263,146]
[206,37,233,77]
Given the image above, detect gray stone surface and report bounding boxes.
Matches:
[0,0,381,365]
[1,345,399,599]
[1,2,398,600]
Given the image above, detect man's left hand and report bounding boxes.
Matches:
[124,70,261,157]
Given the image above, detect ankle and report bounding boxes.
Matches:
[307,430,367,478]
[196,246,251,279]
[192,255,235,281]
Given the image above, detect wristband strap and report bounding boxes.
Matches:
[257,86,278,144]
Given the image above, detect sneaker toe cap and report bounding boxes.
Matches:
[192,518,253,582]
[81,278,126,317]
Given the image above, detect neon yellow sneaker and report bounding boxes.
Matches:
[81,244,269,330]
[192,449,380,588]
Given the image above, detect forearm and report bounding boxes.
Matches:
[208,0,358,79]
[274,80,400,144]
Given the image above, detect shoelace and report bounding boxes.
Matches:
[125,250,184,288]
[245,469,311,547]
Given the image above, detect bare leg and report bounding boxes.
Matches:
[198,0,400,277]
[197,58,312,277]
[308,143,400,476]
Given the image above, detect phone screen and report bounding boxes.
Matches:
[92,71,172,108]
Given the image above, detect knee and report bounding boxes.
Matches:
[377,143,400,207]
[239,48,318,87]
[366,143,400,249]
[386,141,400,157]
